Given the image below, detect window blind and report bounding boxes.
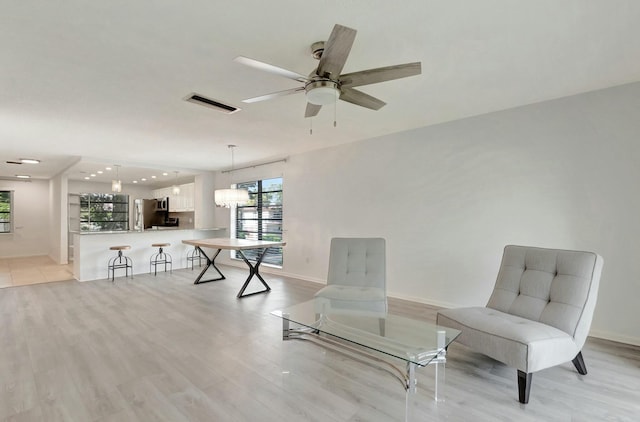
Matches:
[234,177,283,266]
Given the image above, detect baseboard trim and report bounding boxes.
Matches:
[218,261,327,285]
[386,292,462,310]
[588,329,640,347]
[260,268,326,285]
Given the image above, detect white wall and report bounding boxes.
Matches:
[48,172,68,263]
[215,82,640,345]
[0,179,51,257]
[194,172,216,229]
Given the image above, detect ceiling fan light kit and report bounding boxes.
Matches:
[234,23,421,119]
[305,80,339,105]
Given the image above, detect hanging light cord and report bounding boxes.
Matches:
[230,145,236,170]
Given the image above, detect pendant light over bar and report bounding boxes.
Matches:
[215,145,249,208]
[172,171,180,195]
[111,165,122,193]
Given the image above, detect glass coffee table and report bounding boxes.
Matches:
[271,299,460,420]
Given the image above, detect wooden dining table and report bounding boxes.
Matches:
[181,238,286,298]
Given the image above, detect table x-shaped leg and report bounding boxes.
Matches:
[193,247,225,284]
[236,247,272,298]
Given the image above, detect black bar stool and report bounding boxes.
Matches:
[108,245,133,281]
[150,243,172,275]
[186,247,203,270]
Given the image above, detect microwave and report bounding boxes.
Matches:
[155,197,169,211]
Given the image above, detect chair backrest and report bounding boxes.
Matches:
[327,238,386,290]
[486,245,603,349]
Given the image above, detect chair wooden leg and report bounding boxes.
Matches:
[517,370,532,404]
[572,351,588,375]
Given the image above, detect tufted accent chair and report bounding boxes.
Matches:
[314,238,387,316]
[437,245,604,404]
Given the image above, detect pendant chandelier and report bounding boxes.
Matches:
[111,165,122,193]
[172,171,180,195]
[215,145,249,208]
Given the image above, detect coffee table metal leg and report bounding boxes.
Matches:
[282,313,290,340]
[193,247,225,284]
[434,329,446,402]
[236,248,272,298]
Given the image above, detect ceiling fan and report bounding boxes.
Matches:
[234,24,422,118]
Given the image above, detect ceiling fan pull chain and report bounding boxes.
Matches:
[334,96,337,127]
[310,117,313,135]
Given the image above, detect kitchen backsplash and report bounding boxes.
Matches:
[169,211,195,229]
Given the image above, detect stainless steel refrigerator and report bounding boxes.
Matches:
[133,198,169,230]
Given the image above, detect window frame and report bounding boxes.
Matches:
[79,193,130,232]
[232,177,283,267]
[0,190,13,234]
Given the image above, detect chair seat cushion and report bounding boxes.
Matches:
[437,307,579,373]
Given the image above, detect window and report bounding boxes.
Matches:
[0,191,13,233]
[233,177,283,266]
[80,193,129,232]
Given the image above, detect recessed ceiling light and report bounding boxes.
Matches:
[133,180,138,184]
[84,176,90,180]
[151,175,156,179]
[162,172,168,176]
[90,174,96,177]
[15,175,31,179]
[105,167,112,171]
[141,178,147,181]
[20,158,40,164]
[97,170,103,174]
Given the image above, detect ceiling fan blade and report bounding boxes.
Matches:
[340,62,422,88]
[317,24,357,78]
[339,88,386,110]
[234,56,308,83]
[305,103,322,117]
[242,87,305,103]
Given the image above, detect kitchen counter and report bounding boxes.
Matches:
[72,228,226,281]
[70,227,221,235]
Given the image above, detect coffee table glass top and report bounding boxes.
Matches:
[272,299,460,366]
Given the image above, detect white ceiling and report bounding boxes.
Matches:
[2,1,640,182]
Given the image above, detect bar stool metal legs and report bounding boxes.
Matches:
[150,243,172,275]
[186,247,203,270]
[108,245,133,281]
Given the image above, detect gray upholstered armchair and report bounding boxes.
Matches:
[437,245,603,404]
[314,238,387,318]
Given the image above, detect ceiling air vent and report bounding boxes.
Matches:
[184,93,241,114]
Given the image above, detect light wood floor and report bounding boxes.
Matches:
[0,256,74,289]
[0,265,638,421]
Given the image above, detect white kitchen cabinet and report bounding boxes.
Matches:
[178,183,195,211]
[156,183,194,212]
[169,189,182,212]
[153,187,171,199]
